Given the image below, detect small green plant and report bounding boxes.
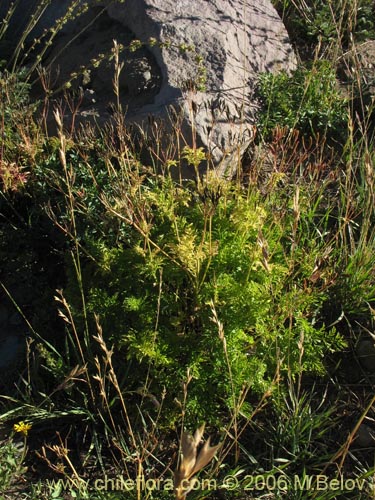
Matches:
[0,421,32,496]
[273,0,375,59]
[257,60,348,142]
[0,439,20,493]
[0,68,41,191]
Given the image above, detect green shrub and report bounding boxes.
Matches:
[57,165,346,427]
[273,0,375,58]
[257,61,348,142]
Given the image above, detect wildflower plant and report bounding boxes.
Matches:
[13,421,32,437]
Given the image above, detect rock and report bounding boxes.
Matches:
[0,303,27,383]
[356,337,375,372]
[0,305,9,326]
[0,0,72,47]
[1,0,296,176]
[38,6,163,119]
[104,0,297,175]
[9,312,23,326]
[338,41,375,130]
[339,41,375,95]
[356,423,375,448]
[0,333,25,370]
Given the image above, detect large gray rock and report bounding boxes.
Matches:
[1,0,297,176]
[104,0,297,175]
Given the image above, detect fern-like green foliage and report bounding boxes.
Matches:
[65,169,346,426]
